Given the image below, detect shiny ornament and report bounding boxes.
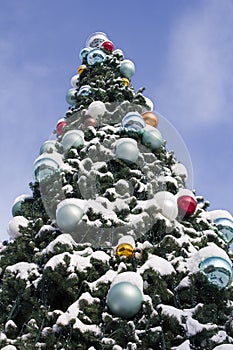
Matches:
[214,217,233,244]
[40,140,57,154]
[172,163,188,180]
[102,41,114,52]
[115,138,139,163]
[85,117,97,128]
[78,85,92,96]
[86,32,108,48]
[12,195,31,217]
[8,216,29,239]
[114,49,124,59]
[122,77,130,86]
[33,154,60,182]
[141,126,163,151]
[66,88,77,105]
[56,118,67,135]
[142,111,158,128]
[77,64,87,75]
[56,199,85,233]
[87,100,106,118]
[154,191,178,220]
[116,243,134,258]
[79,47,91,61]
[199,256,232,288]
[61,130,84,152]
[70,74,79,88]
[177,195,197,217]
[121,112,146,132]
[119,59,135,79]
[107,281,143,318]
[87,48,106,65]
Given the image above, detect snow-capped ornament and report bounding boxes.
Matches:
[65,88,77,105]
[56,118,67,135]
[87,48,106,65]
[119,59,135,79]
[154,191,178,220]
[214,217,233,244]
[8,216,29,239]
[61,130,84,152]
[121,112,146,132]
[199,256,232,289]
[12,195,32,217]
[40,140,57,155]
[56,199,86,234]
[177,195,197,217]
[78,85,92,96]
[114,48,124,59]
[33,154,61,182]
[141,125,164,151]
[142,111,158,128]
[79,47,91,61]
[101,41,114,52]
[87,100,106,119]
[70,74,79,88]
[116,235,135,258]
[77,64,87,75]
[172,163,188,180]
[122,77,130,86]
[115,138,139,163]
[86,32,108,48]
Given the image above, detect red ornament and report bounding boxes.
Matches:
[56,119,67,135]
[102,41,114,52]
[177,195,197,217]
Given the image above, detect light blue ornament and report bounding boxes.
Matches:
[107,281,143,318]
[142,126,163,151]
[56,199,84,233]
[40,140,57,155]
[61,130,84,152]
[79,47,91,61]
[214,217,233,244]
[33,156,60,182]
[87,49,106,65]
[78,85,92,96]
[66,88,77,105]
[122,112,146,132]
[116,138,139,163]
[199,256,232,288]
[12,195,32,217]
[119,59,135,79]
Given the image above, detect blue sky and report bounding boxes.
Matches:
[0,0,232,242]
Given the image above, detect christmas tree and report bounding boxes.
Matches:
[0,32,233,350]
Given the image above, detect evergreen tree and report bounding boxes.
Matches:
[0,32,233,350]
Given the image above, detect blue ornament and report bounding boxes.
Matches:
[119,59,135,79]
[78,85,92,96]
[56,199,85,233]
[122,112,146,132]
[141,126,163,151]
[61,130,84,152]
[12,195,32,217]
[107,281,143,318]
[40,140,57,155]
[214,217,233,244]
[87,49,106,65]
[116,138,139,163]
[199,256,232,288]
[79,47,91,61]
[33,155,60,182]
[66,88,77,105]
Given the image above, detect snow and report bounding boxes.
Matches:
[175,276,191,290]
[87,269,117,291]
[137,254,175,276]
[171,340,191,350]
[91,250,111,263]
[203,210,233,222]
[5,320,17,331]
[1,346,18,350]
[13,194,32,204]
[110,271,143,292]
[42,233,77,254]
[213,346,233,350]
[36,225,56,237]
[6,262,39,281]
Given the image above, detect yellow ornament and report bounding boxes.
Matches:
[77,65,87,75]
[142,111,158,128]
[116,243,134,258]
[122,77,130,86]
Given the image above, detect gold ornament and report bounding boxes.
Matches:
[77,65,87,75]
[122,77,130,86]
[116,243,134,258]
[142,111,158,128]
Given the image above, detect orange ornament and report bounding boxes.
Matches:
[116,243,134,258]
[85,117,97,128]
[77,65,87,75]
[142,111,158,128]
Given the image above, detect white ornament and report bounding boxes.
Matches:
[70,74,79,88]
[154,191,178,220]
[87,101,106,119]
[8,216,29,239]
[172,163,188,179]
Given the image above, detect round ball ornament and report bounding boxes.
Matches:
[56,118,67,135]
[177,195,197,217]
[199,256,232,288]
[77,65,87,75]
[78,85,92,97]
[87,100,106,118]
[79,47,91,61]
[116,243,134,258]
[70,74,79,88]
[12,195,31,217]
[87,49,106,65]
[8,216,29,239]
[66,88,77,105]
[122,77,130,86]
[214,217,233,244]
[102,41,114,52]
[33,155,60,182]
[107,281,143,318]
[86,32,108,48]
[121,112,146,132]
[113,49,124,59]
[115,138,139,163]
[56,199,85,233]
[172,163,188,180]
[61,130,84,152]
[119,60,135,79]
[40,140,57,155]
[154,191,178,221]
[85,117,97,128]
[142,111,158,128]
[141,126,163,151]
